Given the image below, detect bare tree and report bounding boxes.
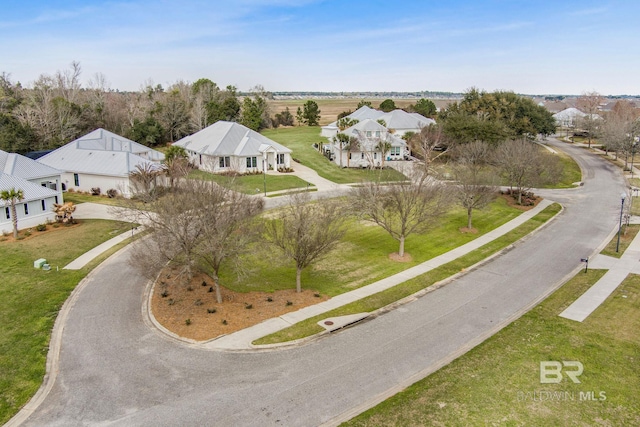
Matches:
[264,192,347,292]
[409,123,452,181]
[451,141,499,229]
[600,101,640,169]
[577,91,604,148]
[196,186,264,303]
[123,180,211,286]
[494,139,561,205]
[351,179,450,258]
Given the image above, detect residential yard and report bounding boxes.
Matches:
[342,269,640,426]
[253,202,561,345]
[262,127,407,184]
[0,220,133,424]
[188,169,312,194]
[62,191,129,207]
[542,147,582,188]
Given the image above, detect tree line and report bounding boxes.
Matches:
[0,62,323,154]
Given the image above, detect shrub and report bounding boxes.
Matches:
[207,308,217,314]
[222,319,228,325]
[106,189,118,198]
[245,303,253,309]
[23,230,32,237]
[194,299,203,306]
[314,293,321,298]
[266,296,273,302]
[91,187,101,196]
[185,318,191,326]
[168,298,175,305]
[36,224,47,232]
[186,285,193,291]
[201,280,208,287]
[286,300,293,306]
[161,290,169,298]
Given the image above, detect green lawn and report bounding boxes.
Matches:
[262,127,407,184]
[343,269,640,426]
[253,203,561,344]
[0,220,133,424]
[62,191,128,206]
[188,169,312,194]
[544,147,582,188]
[600,224,639,258]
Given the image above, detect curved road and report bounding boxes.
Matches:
[17,140,625,426]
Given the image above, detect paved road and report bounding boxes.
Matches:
[17,140,625,426]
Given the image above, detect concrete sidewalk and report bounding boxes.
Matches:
[64,226,144,270]
[559,218,640,322]
[200,199,555,350]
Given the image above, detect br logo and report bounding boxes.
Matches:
[540,361,584,384]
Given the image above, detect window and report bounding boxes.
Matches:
[366,131,372,137]
[74,173,79,186]
[277,154,285,165]
[348,153,352,160]
[246,157,257,168]
[375,131,381,137]
[391,147,401,155]
[5,207,9,219]
[199,154,202,165]
[219,156,230,168]
[374,152,377,159]
[55,196,59,204]
[361,153,364,159]
[41,200,46,211]
[24,203,28,215]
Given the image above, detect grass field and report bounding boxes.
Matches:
[342,269,640,426]
[188,169,312,194]
[253,203,561,345]
[267,98,450,126]
[600,224,639,258]
[0,220,133,424]
[262,127,406,184]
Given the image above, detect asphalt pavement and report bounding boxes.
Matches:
[10,139,627,427]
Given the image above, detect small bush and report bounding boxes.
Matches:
[161,290,169,298]
[23,230,32,237]
[168,298,175,306]
[36,224,47,232]
[286,300,293,306]
[185,318,191,326]
[266,296,273,302]
[222,319,228,325]
[106,189,118,198]
[208,286,213,293]
[91,187,101,196]
[194,299,203,306]
[245,303,253,309]
[186,285,193,291]
[201,280,208,287]
[207,308,217,314]
[314,293,321,298]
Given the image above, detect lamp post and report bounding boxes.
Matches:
[631,142,637,179]
[616,192,627,253]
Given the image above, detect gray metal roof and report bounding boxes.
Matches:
[378,110,435,130]
[0,173,59,204]
[37,129,164,177]
[0,150,62,180]
[173,121,292,156]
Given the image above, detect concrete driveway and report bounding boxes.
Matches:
[15,140,625,426]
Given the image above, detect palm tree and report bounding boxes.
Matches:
[1,187,25,239]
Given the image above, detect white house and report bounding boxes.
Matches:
[0,150,64,234]
[1,173,61,235]
[552,108,587,128]
[330,119,408,168]
[37,128,165,197]
[321,105,435,139]
[173,121,292,174]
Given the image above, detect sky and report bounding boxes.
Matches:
[2,0,640,95]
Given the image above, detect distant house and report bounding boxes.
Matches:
[173,121,292,174]
[37,128,164,197]
[0,150,64,234]
[321,106,435,139]
[552,108,586,127]
[329,119,408,168]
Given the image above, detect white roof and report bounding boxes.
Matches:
[173,121,292,157]
[0,150,61,180]
[344,118,388,135]
[553,107,586,121]
[0,173,59,204]
[378,110,435,130]
[38,129,164,177]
